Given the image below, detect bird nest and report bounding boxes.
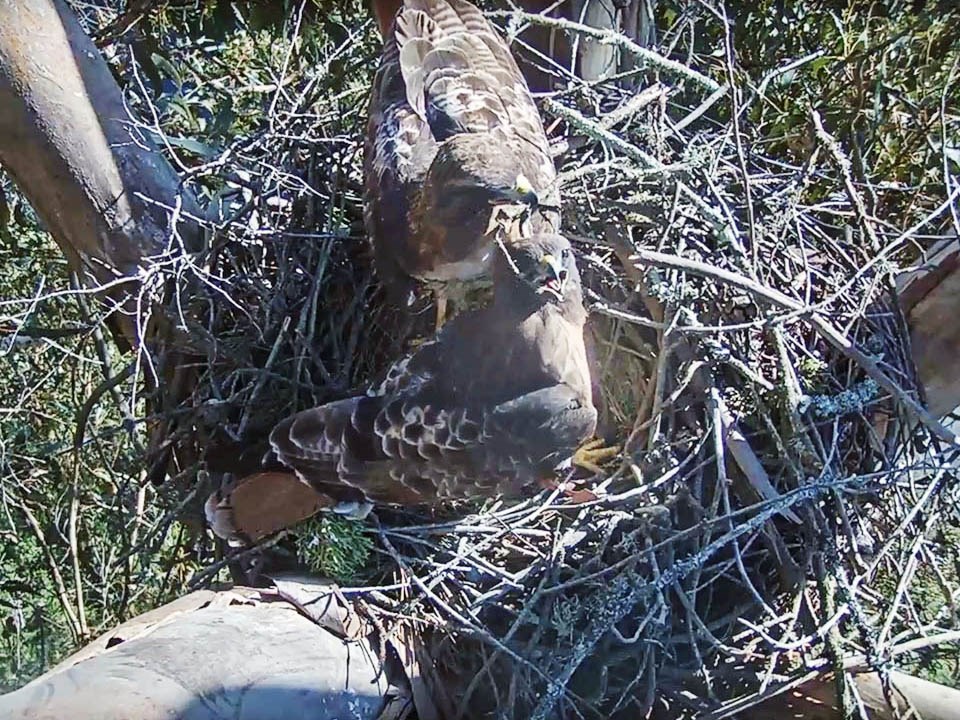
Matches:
[114,5,960,720]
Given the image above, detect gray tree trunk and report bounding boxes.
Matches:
[0,0,203,348]
[0,583,411,720]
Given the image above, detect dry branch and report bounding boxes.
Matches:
[629,248,958,445]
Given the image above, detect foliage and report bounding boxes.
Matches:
[297,515,375,583]
[1,1,959,718]
[1,0,377,690]
[726,0,960,218]
[0,199,202,690]
[874,522,960,687]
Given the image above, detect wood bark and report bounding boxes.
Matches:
[0,0,202,348]
[898,236,960,418]
[0,583,411,720]
[570,0,619,80]
[740,668,960,720]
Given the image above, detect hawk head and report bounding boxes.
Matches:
[495,234,581,308]
[425,132,555,218]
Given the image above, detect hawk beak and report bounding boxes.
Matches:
[538,253,568,301]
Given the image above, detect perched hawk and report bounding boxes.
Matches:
[269,234,596,506]
[365,0,560,328]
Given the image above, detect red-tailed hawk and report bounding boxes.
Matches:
[365,0,560,328]
[268,234,595,506]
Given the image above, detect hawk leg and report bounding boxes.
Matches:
[330,499,375,520]
[434,290,448,332]
[572,438,620,475]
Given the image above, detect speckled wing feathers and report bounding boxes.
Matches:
[395,2,546,147]
[269,324,596,505]
[364,0,559,298]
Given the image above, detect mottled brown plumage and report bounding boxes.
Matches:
[269,235,595,505]
[364,0,560,311]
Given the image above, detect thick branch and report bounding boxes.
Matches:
[0,586,403,720]
[0,0,202,348]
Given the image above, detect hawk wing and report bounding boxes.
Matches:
[269,380,594,505]
[269,319,595,505]
[395,0,557,204]
[395,0,549,149]
[364,15,432,303]
[364,0,558,299]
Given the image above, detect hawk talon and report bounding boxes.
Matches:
[572,438,620,476]
[329,500,375,520]
[536,476,598,504]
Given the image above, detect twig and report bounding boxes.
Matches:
[490,10,721,92]
[810,110,883,254]
[529,474,861,719]
[630,248,958,445]
[12,495,83,642]
[187,532,287,590]
[544,98,672,171]
[68,463,90,640]
[73,361,137,450]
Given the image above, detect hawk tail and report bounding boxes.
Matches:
[270,396,438,505]
[269,397,382,499]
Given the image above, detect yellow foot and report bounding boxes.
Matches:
[407,335,430,350]
[572,438,620,475]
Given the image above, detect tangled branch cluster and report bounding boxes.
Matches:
[11,1,957,716]
[346,9,959,719]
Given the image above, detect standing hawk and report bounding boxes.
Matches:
[269,234,596,506]
[365,0,560,328]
